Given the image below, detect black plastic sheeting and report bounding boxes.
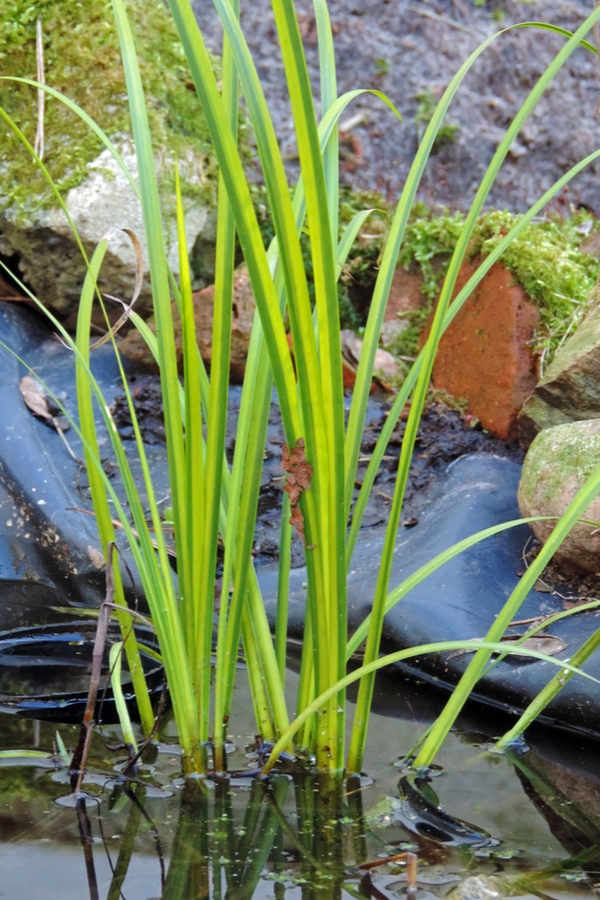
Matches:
[261,454,600,741]
[0,620,163,722]
[0,303,171,612]
[1,302,600,738]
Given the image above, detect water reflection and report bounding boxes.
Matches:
[63,762,600,900]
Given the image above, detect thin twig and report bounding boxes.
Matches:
[359,852,418,895]
[407,4,485,39]
[34,17,44,160]
[69,544,117,795]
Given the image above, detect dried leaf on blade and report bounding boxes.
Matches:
[447,634,567,661]
[281,437,314,545]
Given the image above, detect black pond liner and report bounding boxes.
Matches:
[2,302,600,741]
[261,454,600,743]
[0,620,163,722]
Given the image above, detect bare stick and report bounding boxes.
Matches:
[69,544,117,795]
[34,17,44,160]
[360,851,418,895]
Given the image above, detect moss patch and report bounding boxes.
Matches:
[469,209,600,364]
[0,0,219,216]
[340,200,600,366]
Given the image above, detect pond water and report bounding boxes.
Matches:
[1,669,600,900]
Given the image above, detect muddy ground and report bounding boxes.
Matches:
[192,0,600,214]
[112,376,523,566]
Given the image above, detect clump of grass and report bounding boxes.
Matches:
[7,0,600,783]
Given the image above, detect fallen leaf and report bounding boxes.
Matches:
[19,375,70,433]
[87,546,105,570]
[447,634,567,661]
[19,375,53,420]
[507,635,567,657]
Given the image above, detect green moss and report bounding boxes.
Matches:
[0,0,219,216]
[469,209,600,362]
[389,205,600,364]
[414,90,460,152]
[398,203,465,300]
[251,181,599,369]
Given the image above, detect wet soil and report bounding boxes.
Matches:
[192,0,600,214]
[111,377,524,566]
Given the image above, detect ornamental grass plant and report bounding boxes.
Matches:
[3,0,600,778]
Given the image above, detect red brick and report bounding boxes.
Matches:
[424,261,540,440]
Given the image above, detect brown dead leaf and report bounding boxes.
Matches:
[282,437,309,470]
[19,375,53,420]
[447,634,567,661]
[289,505,306,541]
[87,546,105,570]
[281,438,314,545]
[19,374,71,436]
[284,482,303,506]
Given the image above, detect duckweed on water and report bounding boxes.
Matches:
[0,0,221,216]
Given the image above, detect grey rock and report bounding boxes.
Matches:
[0,142,215,318]
[518,419,600,574]
[518,304,600,449]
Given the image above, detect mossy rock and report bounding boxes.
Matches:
[0,0,222,316]
[518,303,600,447]
[518,419,600,574]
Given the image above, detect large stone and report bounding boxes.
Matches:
[0,0,218,318]
[425,261,540,440]
[118,265,256,383]
[518,419,600,574]
[518,304,600,449]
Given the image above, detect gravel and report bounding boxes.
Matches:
[192,0,600,213]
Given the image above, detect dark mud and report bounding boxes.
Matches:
[193,0,600,214]
[112,378,524,566]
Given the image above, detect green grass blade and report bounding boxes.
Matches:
[415,452,600,768]
[271,0,347,770]
[314,0,338,244]
[346,144,600,563]
[262,640,600,776]
[336,210,379,277]
[345,517,550,659]
[199,0,238,759]
[174,165,211,745]
[109,642,139,752]
[275,493,292,681]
